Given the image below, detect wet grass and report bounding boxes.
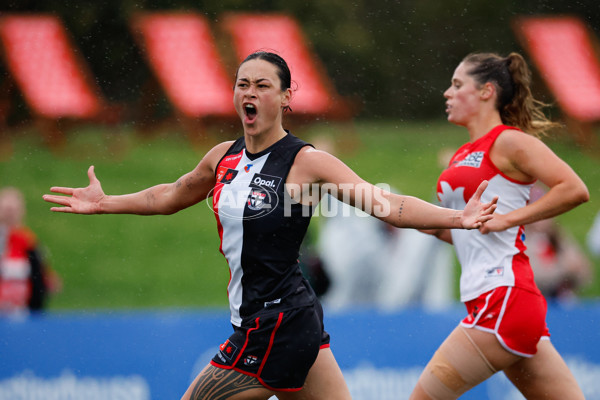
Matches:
[1,119,598,309]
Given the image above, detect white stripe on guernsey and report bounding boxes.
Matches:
[218,150,269,326]
[445,174,532,302]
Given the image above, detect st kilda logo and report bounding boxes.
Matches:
[208,172,282,220]
[246,173,281,213]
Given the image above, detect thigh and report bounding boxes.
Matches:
[410,326,521,400]
[503,339,584,400]
[181,364,275,400]
[465,327,522,371]
[277,347,351,400]
[463,287,548,357]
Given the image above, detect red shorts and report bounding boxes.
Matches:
[461,286,550,357]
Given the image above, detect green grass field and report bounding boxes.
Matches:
[1,119,599,310]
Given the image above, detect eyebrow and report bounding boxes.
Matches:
[237,77,270,83]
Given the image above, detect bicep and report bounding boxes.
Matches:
[511,138,579,188]
[163,142,229,211]
[172,165,216,205]
[497,132,577,187]
[307,152,372,206]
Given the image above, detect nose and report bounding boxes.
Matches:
[246,84,257,97]
[443,87,451,99]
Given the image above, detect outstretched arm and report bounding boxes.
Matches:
[377,180,497,229]
[43,142,231,215]
[289,148,497,230]
[419,228,453,244]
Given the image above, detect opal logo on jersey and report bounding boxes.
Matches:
[251,173,281,191]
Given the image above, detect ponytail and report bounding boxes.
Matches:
[463,52,560,137]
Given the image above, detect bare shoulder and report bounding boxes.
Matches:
[178,141,235,196]
[495,129,545,151]
[199,140,235,171]
[294,145,339,166]
[492,129,557,181]
[493,128,550,162]
[207,140,235,159]
[290,145,362,186]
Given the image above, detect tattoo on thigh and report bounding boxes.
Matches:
[190,366,264,400]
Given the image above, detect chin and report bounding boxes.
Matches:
[243,125,262,136]
[447,115,464,127]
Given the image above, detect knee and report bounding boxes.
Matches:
[415,329,497,399]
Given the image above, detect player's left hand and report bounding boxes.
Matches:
[461,180,498,229]
[478,213,510,234]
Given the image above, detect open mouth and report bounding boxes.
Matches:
[244,103,257,122]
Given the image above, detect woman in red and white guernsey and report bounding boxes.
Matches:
[43,51,497,400]
[410,52,589,400]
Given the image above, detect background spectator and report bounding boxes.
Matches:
[587,211,600,257]
[0,187,61,313]
[312,136,455,311]
[527,185,593,303]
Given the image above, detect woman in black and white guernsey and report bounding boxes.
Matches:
[43,51,497,400]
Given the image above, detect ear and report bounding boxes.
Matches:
[480,82,495,101]
[281,88,292,108]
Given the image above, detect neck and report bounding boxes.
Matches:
[465,112,504,142]
[245,127,287,154]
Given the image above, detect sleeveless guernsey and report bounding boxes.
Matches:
[212,132,313,326]
[436,125,540,301]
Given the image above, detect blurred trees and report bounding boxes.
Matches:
[1,0,599,121]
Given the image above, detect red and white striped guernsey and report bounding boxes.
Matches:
[436,125,540,301]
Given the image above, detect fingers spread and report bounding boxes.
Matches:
[472,180,489,200]
[484,204,497,214]
[43,194,71,206]
[49,186,74,195]
[87,165,97,183]
[50,206,73,213]
[477,214,494,222]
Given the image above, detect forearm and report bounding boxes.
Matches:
[99,183,179,215]
[379,194,464,229]
[503,182,589,228]
[420,228,454,244]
